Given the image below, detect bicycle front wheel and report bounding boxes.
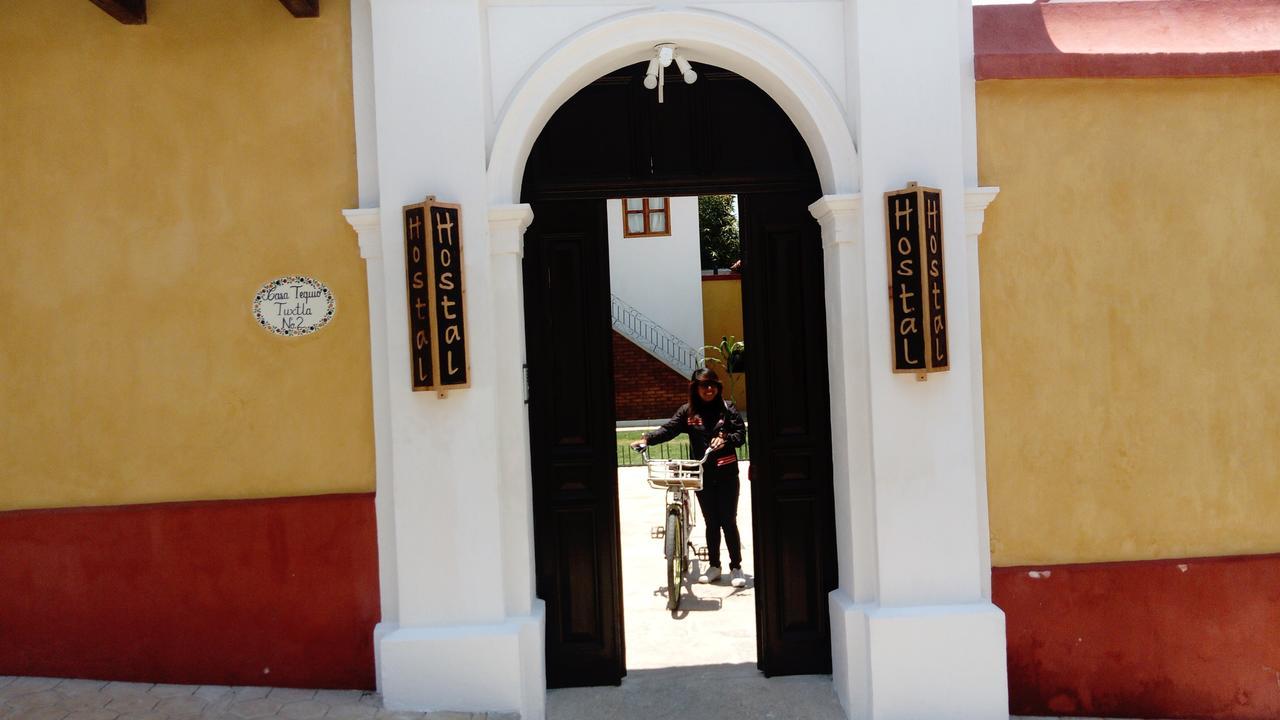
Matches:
[665,509,683,611]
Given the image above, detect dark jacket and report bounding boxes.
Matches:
[643,400,746,469]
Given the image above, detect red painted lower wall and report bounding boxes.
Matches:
[0,493,379,689]
[612,330,689,421]
[995,553,1280,719]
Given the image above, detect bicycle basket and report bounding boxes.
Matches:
[645,458,704,490]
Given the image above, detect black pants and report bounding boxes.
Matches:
[695,464,742,569]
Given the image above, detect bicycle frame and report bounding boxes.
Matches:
[639,447,710,555]
[664,484,695,548]
[639,444,715,610]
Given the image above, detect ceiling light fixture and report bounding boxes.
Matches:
[644,44,697,103]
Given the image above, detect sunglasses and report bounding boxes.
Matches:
[695,381,721,390]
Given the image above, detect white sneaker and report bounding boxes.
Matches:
[698,566,722,584]
[730,568,746,588]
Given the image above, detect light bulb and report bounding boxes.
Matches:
[675,55,697,84]
[643,58,659,89]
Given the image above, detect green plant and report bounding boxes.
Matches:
[699,335,745,406]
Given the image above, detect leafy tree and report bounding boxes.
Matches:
[698,195,740,271]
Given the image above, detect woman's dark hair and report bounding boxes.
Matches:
[689,367,723,408]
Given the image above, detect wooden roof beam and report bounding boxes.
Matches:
[90,0,146,24]
[278,0,319,18]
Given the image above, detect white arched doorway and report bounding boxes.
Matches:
[346,3,1007,719]
[482,12,873,717]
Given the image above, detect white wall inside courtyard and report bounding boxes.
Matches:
[606,197,704,354]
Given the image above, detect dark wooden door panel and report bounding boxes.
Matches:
[523,63,837,687]
[522,64,816,202]
[759,229,815,437]
[777,496,823,632]
[545,241,593,446]
[524,200,625,688]
[554,507,602,642]
[741,190,838,677]
[525,78,636,188]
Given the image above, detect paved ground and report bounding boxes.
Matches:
[0,676,1151,720]
[0,461,1157,720]
[0,678,515,720]
[547,664,845,720]
[548,461,846,719]
[616,462,758,669]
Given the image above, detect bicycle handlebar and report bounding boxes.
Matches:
[634,443,715,465]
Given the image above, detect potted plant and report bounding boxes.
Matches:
[700,335,746,406]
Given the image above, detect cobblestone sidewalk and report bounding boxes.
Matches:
[0,678,517,720]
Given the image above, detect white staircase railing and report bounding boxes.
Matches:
[610,294,701,377]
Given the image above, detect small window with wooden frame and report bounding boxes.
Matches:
[622,197,670,237]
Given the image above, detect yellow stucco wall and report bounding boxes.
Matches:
[0,1,372,511]
[978,77,1280,566]
[702,276,747,410]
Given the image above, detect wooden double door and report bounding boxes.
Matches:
[520,61,838,688]
[523,192,837,687]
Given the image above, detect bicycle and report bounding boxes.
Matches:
[637,444,711,611]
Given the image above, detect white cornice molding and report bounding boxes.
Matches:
[488,204,535,257]
[342,207,383,260]
[808,194,863,249]
[964,187,1000,239]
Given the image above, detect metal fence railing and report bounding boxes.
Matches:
[616,435,751,468]
[610,294,702,377]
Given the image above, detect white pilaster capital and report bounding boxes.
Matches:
[488,204,535,258]
[963,187,1000,240]
[808,194,863,249]
[343,207,383,260]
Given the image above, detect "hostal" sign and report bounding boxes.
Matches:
[885,182,948,379]
[404,197,470,393]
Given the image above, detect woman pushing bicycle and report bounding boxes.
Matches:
[632,367,748,588]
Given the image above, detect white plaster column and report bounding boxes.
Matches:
[965,187,1000,599]
[810,195,878,720]
[810,195,878,605]
[349,0,379,208]
[830,2,1008,717]
[342,208,398,692]
[850,0,985,609]
[489,205,537,617]
[488,204,546,720]
[366,1,542,717]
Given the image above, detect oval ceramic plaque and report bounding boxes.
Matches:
[252,276,336,337]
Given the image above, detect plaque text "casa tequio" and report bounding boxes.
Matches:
[404,197,470,394]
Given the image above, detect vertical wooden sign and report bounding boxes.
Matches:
[427,200,469,390]
[885,182,948,379]
[404,202,434,390]
[921,188,948,371]
[403,197,470,393]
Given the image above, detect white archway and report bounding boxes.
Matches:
[481,10,872,719]
[354,3,1005,718]
[486,8,860,205]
